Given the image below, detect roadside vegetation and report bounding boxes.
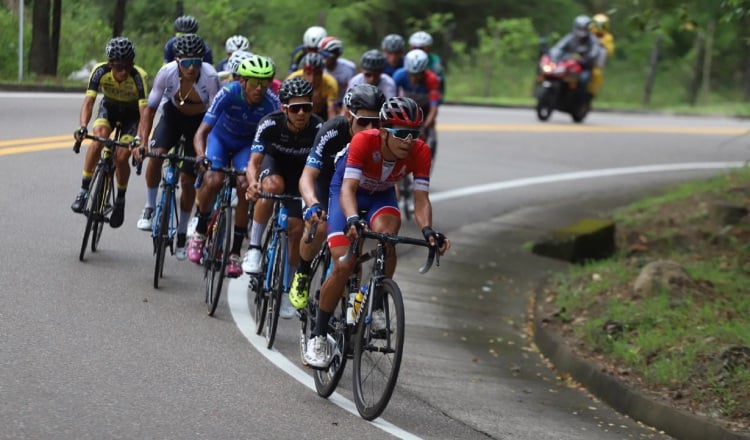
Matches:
[546,167,750,433]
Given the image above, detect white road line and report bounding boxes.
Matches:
[227,161,746,439]
[227,278,422,440]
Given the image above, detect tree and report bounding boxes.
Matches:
[29,0,61,76]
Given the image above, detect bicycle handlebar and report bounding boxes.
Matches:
[73,133,132,155]
[339,230,438,274]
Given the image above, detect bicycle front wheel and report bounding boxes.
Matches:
[253,225,273,335]
[205,207,230,316]
[152,186,173,289]
[79,167,106,261]
[314,298,349,398]
[91,173,113,253]
[264,236,285,349]
[352,279,405,420]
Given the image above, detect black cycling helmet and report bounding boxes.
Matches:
[381,34,406,53]
[174,15,199,33]
[379,96,423,128]
[344,84,386,113]
[360,49,387,72]
[300,52,325,70]
[174,33,206,58]
[105,37,136,62]
[278,77,313,103]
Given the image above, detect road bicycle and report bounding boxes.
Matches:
[202,165,245,316]
[145,149,196,289]
[300,227,439,420]
[72,127,134,261]
[249,192,302,349]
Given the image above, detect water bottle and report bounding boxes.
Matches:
[347,286,366,325]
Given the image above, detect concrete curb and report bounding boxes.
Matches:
[533,292,750,440]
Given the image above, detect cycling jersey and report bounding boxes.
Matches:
[305,115,351,207]
[286,69,338,119]
[383,58,404,77]
[325,58,357,103]
[326,129,431,246]
[391,68,441,109]
[85,62,149,107]
[163,37,214,65]
[147,61,221,110]
[347,72,397,99]
[203,82,281,170]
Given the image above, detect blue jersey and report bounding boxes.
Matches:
[203,81,281,140]
[383,58,404,77]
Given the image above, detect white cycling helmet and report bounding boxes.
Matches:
[226,50,254,74]
[404,49,429,74]
[303,26,327,49]
[225,35,250,53]
[408,31,433,48]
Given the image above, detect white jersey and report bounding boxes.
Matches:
[325,57,357,103]
[347,72,397,100]
[147,61,221,109]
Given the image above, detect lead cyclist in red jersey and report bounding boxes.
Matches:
[303,96,450,367]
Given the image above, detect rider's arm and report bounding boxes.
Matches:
[411,141,433,230]
[193,122,212,158]
[323,73,339,120]
[78,95,96,129]
[299,165,321,208]
[424,71,441,128]
[340,177,360,220]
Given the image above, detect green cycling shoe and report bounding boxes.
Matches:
[289,272,310,309]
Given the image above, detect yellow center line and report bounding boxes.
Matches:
[0,135,71,148]
[0,141,74,156]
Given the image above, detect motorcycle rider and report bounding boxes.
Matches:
[548,15,602,103]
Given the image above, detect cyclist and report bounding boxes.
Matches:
[408,31,446,95]
[286,52,338,121]
[163,15,214,65]
[288,25,326,74]
[347,49,397,99]
[187,55,280,277]
[217,35,251,73]
[392,49,440,161]
[244,77,323,319]
[304,96,450,367]
[318,36,356,109]
[71,37,148,229]
[133,34,221,260]
[381,33,405,77]
[288,84,386,310]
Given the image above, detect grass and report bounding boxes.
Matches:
[547,167,750,429]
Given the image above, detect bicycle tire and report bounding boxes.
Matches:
[79,167,106,261]
[92,173,113,253]
[206,207,231,316]
[314,297,349,398]
[352,279,405,420]
[299,246,329,365]
[204,210,223,309]
[264,234,285,349]
[153,186,172,289]
[253,224,273,335]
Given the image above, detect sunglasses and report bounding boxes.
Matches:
[363,71,381,79]
[179,58,202,68]
[285,102,314,114]
[244,77,271,88]
[303,67,322,74]
[384,127,420,141]
[348,110,381,128]
[110,63,132,72]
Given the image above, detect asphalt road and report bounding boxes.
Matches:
[1,92,748,439]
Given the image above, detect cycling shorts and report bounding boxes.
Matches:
[259,154,304,219]
[205,129,252,171]
[326,187,400,249]
[93,99,140,137]
[150,101,204,175]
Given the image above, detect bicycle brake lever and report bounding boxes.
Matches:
[339,239,358,263]
[418,245,437,274]
[73,140,81,154]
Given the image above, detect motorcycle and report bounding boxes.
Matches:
[535,53,592,123]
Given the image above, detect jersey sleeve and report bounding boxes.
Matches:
[85,64,108,98]
[251,114,276,154]
[203,84,232,127]
[343,131,369,181]
[147,65,169,108]
[425,71,441,106]
[133,65,149,107]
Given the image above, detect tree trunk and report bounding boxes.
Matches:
[642,34,661,106]
[688,32,704,106]
[29,0,53,76]
[50,0,61,75]
[700,20,715,104]
[113,0,127,37]
[175,1,183,19]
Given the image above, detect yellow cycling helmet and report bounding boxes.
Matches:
[592,13,610,32]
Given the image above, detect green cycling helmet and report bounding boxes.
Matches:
[237,55,275,79]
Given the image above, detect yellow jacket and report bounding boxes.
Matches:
[596,32,615,56]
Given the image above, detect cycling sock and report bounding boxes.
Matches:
[177,233,187,248]
[286,265,298,287]
[231,226,247,255]
[298,258,312,275]
[313,309,331,338]
[116,187,126,200]
[249,220,266,247]
[195,211,211,236]
[177,209,191,234]
[146,186,158,209]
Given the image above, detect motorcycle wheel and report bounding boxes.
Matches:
[536,87,554,121]
[571,95,591,123]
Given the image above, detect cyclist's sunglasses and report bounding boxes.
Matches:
[363,71,381,79]
[179,58,202,68]
[285,102,314,114]
[384,127,420,141]
[348,109,380,128]
[244,77,271,88]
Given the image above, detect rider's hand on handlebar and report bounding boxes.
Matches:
[193,155,211,175]
[344,215,366,241]
[422,226,450,255]
[303,203,324,223]
[244,180,262,201]
[74,126,87,142]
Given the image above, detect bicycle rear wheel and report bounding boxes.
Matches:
[352,279,405,420]
[299,246,329,365]
[253,225,273,335]
[314,298,349,398]
[264,236,285,349]
[153,186,173,289]
[91,173,113,253]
